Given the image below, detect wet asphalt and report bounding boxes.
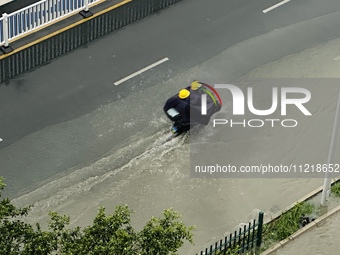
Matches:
[1,0,340,197]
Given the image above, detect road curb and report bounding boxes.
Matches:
[264,177,340,224]
[261,204,340,254]
[261,178,340,255]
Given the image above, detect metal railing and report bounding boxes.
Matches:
[197,212,264,255]
[0,0,100,47]
[0,0,183,82]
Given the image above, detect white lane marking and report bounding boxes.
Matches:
[262,0,291,13]
[0,138,3,142]
[334,55,340,61]
[114,57,169,86]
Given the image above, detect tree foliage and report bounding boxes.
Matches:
[0,177,194,255]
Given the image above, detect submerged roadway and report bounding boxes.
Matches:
[1,0,340,195]
[1,0,340,253]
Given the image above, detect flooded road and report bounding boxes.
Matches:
[11,34,340,254]
[1,2,340,253]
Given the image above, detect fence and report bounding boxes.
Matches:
[0,0,100,48]
[0,0,183,82]
[197,212,264,255]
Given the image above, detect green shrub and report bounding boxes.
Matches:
[0,177,194,255]
[331,181,340,197]
[261,202,314,251]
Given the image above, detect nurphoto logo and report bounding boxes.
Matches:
[201,84,312,128]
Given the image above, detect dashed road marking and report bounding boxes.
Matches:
[262,0,291,13]
[114,57,169,86]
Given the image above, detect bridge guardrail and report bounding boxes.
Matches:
[0,0,100,50]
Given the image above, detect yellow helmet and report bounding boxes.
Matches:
[191,81,202,90]
[178,89,190,99]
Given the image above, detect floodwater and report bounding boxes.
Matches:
[9,37,340,255]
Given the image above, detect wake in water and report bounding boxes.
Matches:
[12,118,190,225]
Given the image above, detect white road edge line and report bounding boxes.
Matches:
[262,0,291,13]
[114,57,169,86]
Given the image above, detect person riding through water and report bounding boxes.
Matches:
[163,88,191,133]
[164,80,222,134]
